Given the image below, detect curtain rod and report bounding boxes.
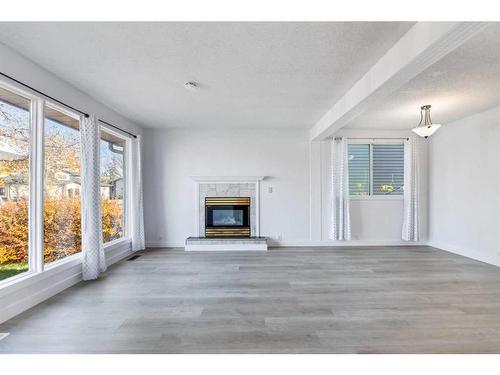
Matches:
[99,119,137,139]
[1,71,137,139]
[334,136,409,141]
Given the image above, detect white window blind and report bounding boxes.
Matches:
[348,143,404,196]
[372,144,404,195]
[348,144,370,196]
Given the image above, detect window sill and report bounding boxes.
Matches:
[0,240,132,295]
[349,195,404,201]
[104,237,132,252]
[44,252,83,271]
[0,270,35,291]
[0,253,82,296]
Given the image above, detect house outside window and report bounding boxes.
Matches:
[100,127,128,244]
[0,84,32,282]
[43,103,82,264]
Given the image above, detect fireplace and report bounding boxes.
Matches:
[205,197,251,237]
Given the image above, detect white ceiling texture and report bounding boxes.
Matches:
[346,23,500,130]
[2,22,497,133]
[0,22,414,129]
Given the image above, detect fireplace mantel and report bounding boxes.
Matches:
[190,176,265,237]
[190,176,266,182]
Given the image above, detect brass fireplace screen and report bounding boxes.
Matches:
[205,197,251,237]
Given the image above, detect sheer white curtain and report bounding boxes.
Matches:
[80,115,106,280]
[130,135,145,251]
[331,137,351,241]
[402,136,419,241]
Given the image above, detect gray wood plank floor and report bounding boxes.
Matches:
[2,246,500,353]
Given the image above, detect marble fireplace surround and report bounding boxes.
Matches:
[190,176,266,237]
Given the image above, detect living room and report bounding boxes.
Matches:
[1,1,500,372]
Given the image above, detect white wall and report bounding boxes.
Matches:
[0,42,142,136]
[429,105,500,266]
[144,127,428,247]
[143,128,311,246]
[319,129,428,244]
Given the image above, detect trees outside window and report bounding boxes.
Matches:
[0,86,31,281]
[1,81,131,283]
[43,104,82,264]
[100,129,126,244]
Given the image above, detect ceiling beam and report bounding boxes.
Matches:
[309,22,489,141]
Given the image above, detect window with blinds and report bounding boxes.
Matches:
[347,143,404,196]
[348,144,370,196]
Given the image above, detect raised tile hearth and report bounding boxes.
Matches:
[185,237,268,251]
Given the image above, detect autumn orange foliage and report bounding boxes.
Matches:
[0,199,29,264]
[0,197,123,264]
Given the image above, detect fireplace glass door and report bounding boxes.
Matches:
[205,197,251,237]
[212,207,245,226]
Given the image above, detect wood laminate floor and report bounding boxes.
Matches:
[2,246,500,353]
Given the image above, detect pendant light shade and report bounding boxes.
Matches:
[412,105,441,138]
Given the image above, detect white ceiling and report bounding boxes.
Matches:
[346,23,500,130]
[0,22,413,129]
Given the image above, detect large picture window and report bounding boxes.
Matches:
[100,128,126,243]
[0,77,132,287]
[348,143,404,197]
[0,86,31,281]
[43,104,82,264]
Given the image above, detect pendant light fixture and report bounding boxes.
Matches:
[412,104,441,138]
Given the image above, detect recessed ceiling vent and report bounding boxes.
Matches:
[184,81,199,91]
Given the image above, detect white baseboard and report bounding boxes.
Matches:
[106,243,133,265]
[269,240,425,247]
[0,241,134,324]
[147,239,425,249]
[146,241,184,248]
[428,240,500,268]
[0,267,82,323]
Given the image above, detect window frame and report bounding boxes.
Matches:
[0,77,133,289]
[0,82,87,287]
[0,79,39,284]
[99,123,132,248]
[42,99,83,267]
[347,139,404,201]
